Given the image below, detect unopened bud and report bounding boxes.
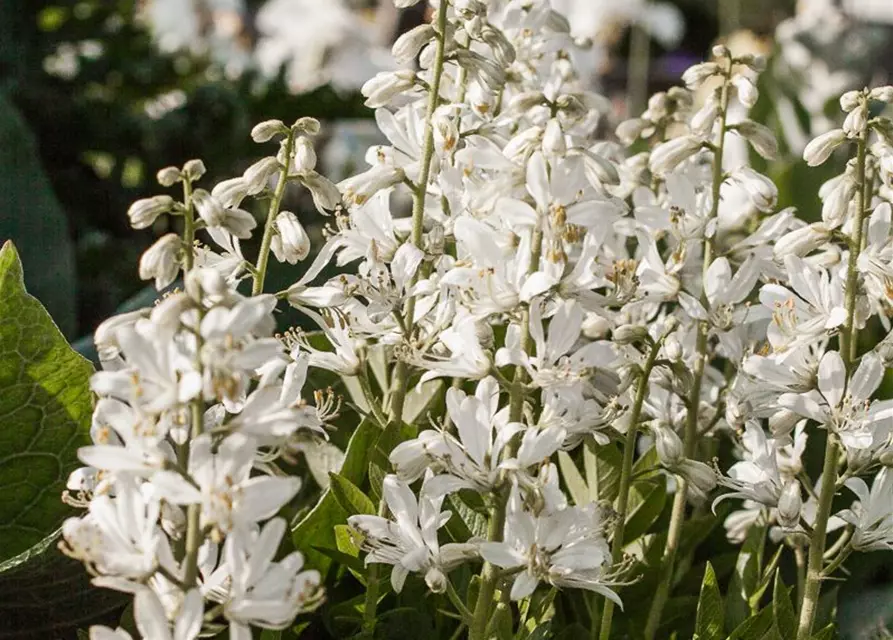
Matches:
[869,86,893,103]
[182,159,206,181]
[712,44,730,59]
[803,128,847,167]
[138,233,181,290]
[777,481,802,529]
[271,211,310,264]
[243,156,282,195]
[156,166,181,187]
[251,119,288,143]
[736,120,778,160]
[543,118,566,156]
[392,23,434,65]
[293,136,317,173]
[682,62,720,90]
[613,324,649,345]
[653,425,685,468]
[293,117,321,136]
[127,195,174,229]
[840,90,862,112]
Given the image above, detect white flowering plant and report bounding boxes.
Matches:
[2,1,893,638]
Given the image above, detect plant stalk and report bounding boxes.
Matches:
[253,130,296,296]
[796,122,868,640]
[644,62,732,640]
[598,340,663,640]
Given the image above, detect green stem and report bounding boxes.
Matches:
[362,3,451,634]
[796,125,868,640]
[252,130,296,296]
[181,178,196,272]
[644,63,732,640]
[598,340,663,640]
[469,226,544,640]
[626,23,651,118]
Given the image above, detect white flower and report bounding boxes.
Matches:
[271,211,311,264]
[649,136,703,175]
[714,422,786,509]
[348,475,478,593]
[192,189,257,239]
[139,233,182,290]
[60,477,161,580]
[779,351,893,450]
[839,468,893,552]
[152,433,301,537]
[479,486,619,603]
[204,518,323,637]
[803,129,847,167]
[128,195,174,229]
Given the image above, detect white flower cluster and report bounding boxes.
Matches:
[60,1,893,639]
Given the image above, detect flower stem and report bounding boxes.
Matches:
[253,130,296,296]
[469,225,545,640]
[181,177,196,272]
[626,23,651,118]
[644,63,732,640]
[598,339,663,640]
[362,3,451,635]
[796,122,868,640]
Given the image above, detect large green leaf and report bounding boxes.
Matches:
[0,241,119,637]
[694,562,724,640]
[291,419,378,578]
[0,241,93,562]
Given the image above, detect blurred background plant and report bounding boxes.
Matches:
[2,0,893,637]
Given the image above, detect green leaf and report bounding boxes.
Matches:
[623,479,667,544]
[292,419,378,578]
[772,571,797,639]
[312,545,366,574]
[0,241,93,562]
[330,472,376,516]
[725,524,766,630]
[727,606,773,640]
[694,562,724,640]
[557,450,588,506]
[584,440,621,503]
[811,623,837,640]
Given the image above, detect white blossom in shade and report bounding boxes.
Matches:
[416,315,492,382]
[779,351,893,450]
[298,310,362,376]
[204,518,323,638]
[96,588,202,640]
[348,475,478,593]
[139,233,182,290]
[271,211,311,264]
[714,422,787,510]
[839,468,893,552]
[651,424,717,502]
[60,477,162,580]
[496,300,615,391]
[730,166,778,212]
[151,433,301,538]
[803,128,847,166]
[390,377,522,489]
[191,188,258,239]
[648,136,703,175]
[478,486,619,604]
[758,255,847,355]
[90,322,202,415]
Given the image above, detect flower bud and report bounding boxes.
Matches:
[480,24,516,65]
[843,105,867,137]
[653,425,685,468]
[616,118,648,145]
[879,451,893,466]
[243,156,282,195]
[821,177,857,229]
[508,90,545,115]
[299,171,341,213]
[292,136,317,173]
[869,86,893,103]
[840,90,862,112]
[682,62,719,89]
[271,211,310,264]
[712,44,730,59]
[361,70,416,108]
[803,128,846,166]
[581,148,620,186]
[156,166,181,187]
[182,159,206,181]
[732,166,777,212]
[735,120,778,160]
[777,481,802,529]
[691,99,718,138]
[339,165,405,206]
[774,223,831,258]
[94,309,148,364]
[392,23,434,65]
[292,117,321,136]
[185,267,227,304]
[582,313,611,339]
[649,135,702,175]
[613,324,649,345]
[139,233,182,290]
[251,119,288,143]
[127,195,174,229]
[664,335,682,361]
[732,75,759,108]
[211,177,249,208]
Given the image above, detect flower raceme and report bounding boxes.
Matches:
[54,2,893,639]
